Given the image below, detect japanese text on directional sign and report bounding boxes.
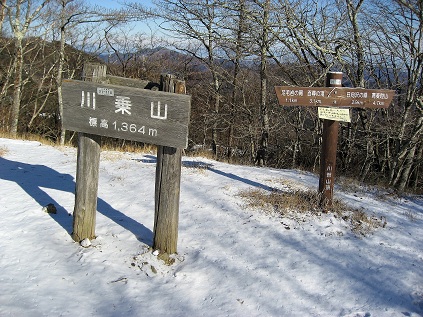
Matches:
[275,86,395,109]
[62,80,191,149]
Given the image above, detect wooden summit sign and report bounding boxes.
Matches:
[62,79,191,149]
[64,68,190,254]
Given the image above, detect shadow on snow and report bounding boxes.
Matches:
[0,157,153,246]
[138,156,278,192]
[182,159,278,192]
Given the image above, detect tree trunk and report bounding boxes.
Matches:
[0,0,6,34]
[391,116,423,190]
[10,38,23,136]
[360,138,375,182]
[58,24,66,145]
[257,0,270,166]
[345,0,365,87]
[412,141,422,191]
[227,0,246,162]
[395,144,416,191]
[211,76,219,158]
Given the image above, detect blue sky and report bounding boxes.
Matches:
[85,0,160,35]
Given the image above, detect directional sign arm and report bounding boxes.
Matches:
[275,86,395,109]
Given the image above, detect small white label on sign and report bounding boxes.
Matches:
[318,107,351,122]
[97,87,114,96]
[330,79,342,85]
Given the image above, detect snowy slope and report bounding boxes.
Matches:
[0,138,422,317]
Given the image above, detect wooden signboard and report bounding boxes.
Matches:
[62,79,191,149]
[275,74,395,208]
[275,86,395,109]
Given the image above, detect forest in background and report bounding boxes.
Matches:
[0,0,422,192]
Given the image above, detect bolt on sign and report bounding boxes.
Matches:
[275,86,394,109]
[62,79,191,149]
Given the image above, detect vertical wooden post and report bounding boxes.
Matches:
[72,64,104,242]
[72,133,101,241]
[319,72,342,208]
[153,74,185,254]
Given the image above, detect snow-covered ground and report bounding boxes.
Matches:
[0,137,422,317]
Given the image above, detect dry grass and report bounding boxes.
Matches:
[238,188,387,236]
[347,209,387,236]
[101,142,156,154]
[0,146,8,157]
[0,131,157,155]
[403,210,419,222]
[337,176,364,193]
[0,132,56,146]
[184,147,216,160]
[101,151,127,162]
[239,188,321,215]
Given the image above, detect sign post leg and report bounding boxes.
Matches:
[72,133,101,241]
[72,64,104,242]
[154,145,182,254]
[319,72,342,208]
[153,74,185,254]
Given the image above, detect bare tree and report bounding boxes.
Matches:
[0,0,7,34]
[54,0,87,144]
[338,0,378,182]
[368,0,423,190]
[249,0,272,166]
[52,0,134,144]
[218,0,249,161]
[3,0,51,136]
[155,0,227,158]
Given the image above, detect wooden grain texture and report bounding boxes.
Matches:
[72,132,101,242]
[318,72,341,209]
[62,79,191,148]
[153,74,185,254]
[275,86,395,108]
[72,64,104,242]
[106,75,150,89]
[153,145,182,254]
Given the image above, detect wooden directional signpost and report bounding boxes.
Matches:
[275,86,394,109]
[275,72,395,207]
[62,67,191,254]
